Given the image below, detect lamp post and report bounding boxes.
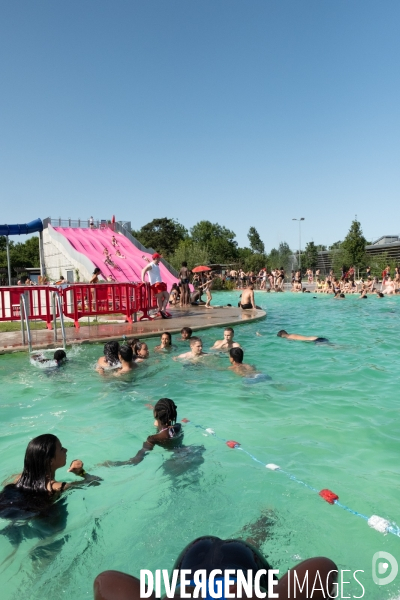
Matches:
[292,218,305,272]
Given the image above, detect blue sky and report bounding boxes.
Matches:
[1,1,399,252]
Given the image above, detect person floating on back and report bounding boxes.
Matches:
[277,330,329,344]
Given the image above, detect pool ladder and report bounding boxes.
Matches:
[20,291,67,352]
[52,292,67,350]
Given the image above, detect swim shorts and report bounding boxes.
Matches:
[151,282,167,294]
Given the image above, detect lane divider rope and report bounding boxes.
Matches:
[181,418,400,539]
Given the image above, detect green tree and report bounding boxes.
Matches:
[132,218,188,258]
[237,247,267,272]
[268,242,293,271]
[190,220,238,263]
[0,235,40,275]
[341,219,367,268]
[303,241,318,269]
[169,240,210,271]
[329,241,342,250]
[247,227,265,254]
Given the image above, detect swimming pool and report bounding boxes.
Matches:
[0,291,399,599]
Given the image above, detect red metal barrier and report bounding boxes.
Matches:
[0,282,159,328]
[60,282,155,327]
[0,286,60,329]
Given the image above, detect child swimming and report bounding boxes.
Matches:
[31,349,67,366]
[102,398,183,467]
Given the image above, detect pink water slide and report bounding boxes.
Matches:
[54,227,179,289]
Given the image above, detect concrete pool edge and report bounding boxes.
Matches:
[0,306,266,354]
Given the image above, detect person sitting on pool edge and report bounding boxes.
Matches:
[238,283,256,309]
[102,398,183,467]
[0,434,101,519]
[229,347,256,376]
[114,345,136,376]
[212,327,241,351]
[176,336,207,360]
[93,535,338,600]
[277,330,329,344]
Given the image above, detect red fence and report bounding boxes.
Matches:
[0,283,158,328]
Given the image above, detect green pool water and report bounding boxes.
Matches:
[0,291,399,600]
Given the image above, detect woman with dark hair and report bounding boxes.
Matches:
[96,341,120,373]
[128,339,149,363]
[90,267,102,284]
[0,434,100,520]
[154,332,174,352]
[179,261,190,306]
[102,398,183,468]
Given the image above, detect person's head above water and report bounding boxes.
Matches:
[189,337,203,355]
[277,330,288,338]
[132,340,149,358]
[119,345,133,363]
[53,350,66,364]
[103,341,120,366]
[160,332,172,346]
[153,398,177,428]
[224,327,235,342]
[229,347,244,364]
[180,327,192,339]
[17,434,65,494]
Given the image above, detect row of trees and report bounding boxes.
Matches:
[0,236,40,276]
[132,218,295,272]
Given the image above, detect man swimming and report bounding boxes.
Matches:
[176,337,207,360]
[31,349,67,366]
[228,347,256,375]
[211,327,241,351]
[277,330,329,344]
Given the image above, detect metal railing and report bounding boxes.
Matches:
[52,292,67,349]
[20,293,32,352]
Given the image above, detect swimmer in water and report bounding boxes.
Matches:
[127,339,150,362]
[228,347,256,376]
[0,434,101,520]
[154,332,174,352]
[102,398,183,467]
[277,330,329,344]
[114,345,136,376]
[176,337,207,360]
[211,327,241,351]
[94,536,337,600]
[96,341,120,373]
[180,326,192,340]
[31,349,67,366]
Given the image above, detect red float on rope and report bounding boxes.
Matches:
[226,440,240,448]
[319,489,339,504]
[181,418,190,423]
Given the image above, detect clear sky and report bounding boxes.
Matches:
[1,1,399,252]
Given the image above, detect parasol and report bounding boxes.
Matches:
[192,266,211,273]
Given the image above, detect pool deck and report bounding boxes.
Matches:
[0,305,266,354]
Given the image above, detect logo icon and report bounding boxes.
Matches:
[372,551,398,586]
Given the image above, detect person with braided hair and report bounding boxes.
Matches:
[101,398,183,467]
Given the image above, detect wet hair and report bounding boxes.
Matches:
[161,332,172,345]
[277,330,288,337]
[377,292,384,298]
[224,327,234,334]
[127,338,140,349]
[132,341,148,356]
[189,336,202,346]
[103,341,120,365]
[0,434,60,519]
[53,350,66,362]
[181,327,192,337]
[119,344,133,362]
[154,398,177,426]
[230,347,243,364]
[181,261,187,267]
[340,293,345,298]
